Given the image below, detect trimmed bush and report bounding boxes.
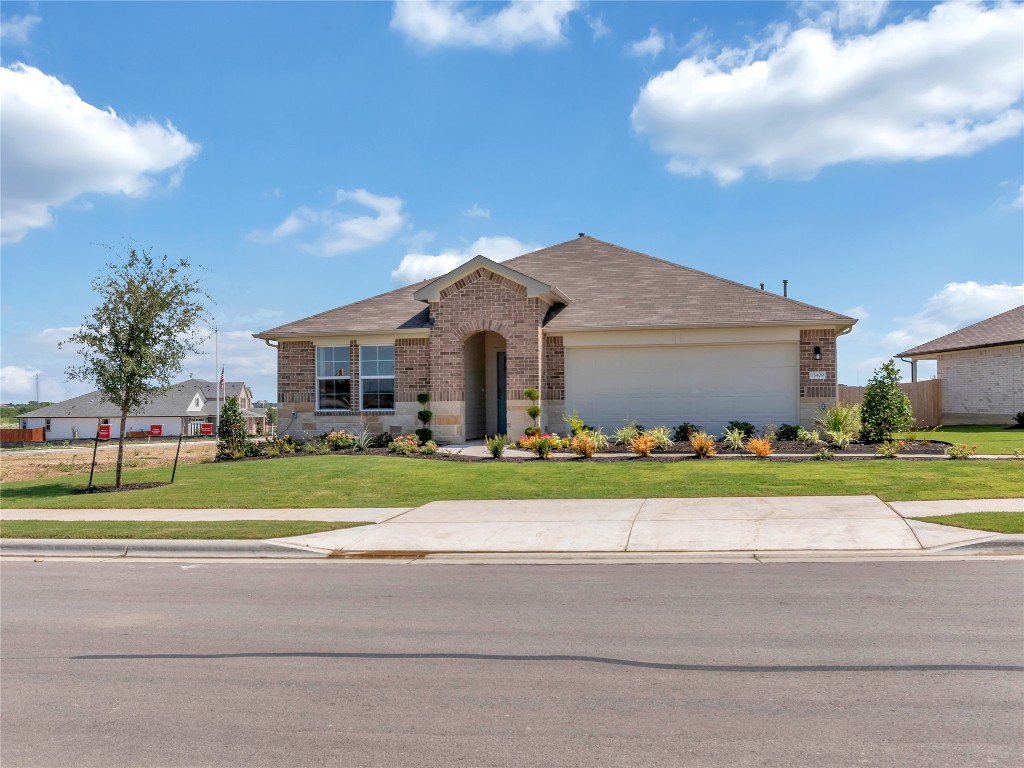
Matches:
[485,435,508,458]
[861,359,913,440]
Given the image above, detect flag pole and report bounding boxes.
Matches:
[215,325,220,438]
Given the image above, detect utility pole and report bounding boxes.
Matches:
[35,372,39,403]
[214,325,220,437]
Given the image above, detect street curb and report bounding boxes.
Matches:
[0,538,327,558]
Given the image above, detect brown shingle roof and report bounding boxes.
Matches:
[256,236,853,338]
[898,305,1024,357]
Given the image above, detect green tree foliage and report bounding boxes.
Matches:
[861,359,914,440]
[217,395,252,459]
[62,246,208,486]
[265,405,277,427]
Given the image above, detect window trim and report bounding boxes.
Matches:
[315,345,353,412]
[359,344,396,412]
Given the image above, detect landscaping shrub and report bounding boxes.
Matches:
[562,410,593,436]
[875,439,904,458]
[861,359,914,440]
[775,424,800,441]
[216,395,253,460]
[1014,412,1024,428]
[389,434,420,455]
[689,431,717,458]
[744,436,774,458]
[795,427,822,446]
[614,422,641,445]
[570,431,598,458]
[628,433,656,457]
[350,428,374,452]
[722,426,745,452]
[485,435,508,458]
[645,426,673,450]
[420,440,438,455]
[524,426,541,437]
[324,430,354,451]
[533,436,554,459]
[672,423,702,442]
[524,388,541,432]
[816,403,861,449]
[814,448,835,461]
[945,443,977,460]
[371,432,394,448]
[416,392,433,443]
[726,421,756,438]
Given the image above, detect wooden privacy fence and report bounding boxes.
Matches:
[838,379,942,428]
[0,428,45,443]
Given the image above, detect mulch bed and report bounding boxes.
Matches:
[75,482,169,494]
[572,439,949,456]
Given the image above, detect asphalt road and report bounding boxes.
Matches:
[2,561,1022,767]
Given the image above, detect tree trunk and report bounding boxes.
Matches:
[115,408,129,487]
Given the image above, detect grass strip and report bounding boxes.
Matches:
[0,520,368,540]
[1,455,1022,508]
[896,425,1024,455]
[912,512,1024,535]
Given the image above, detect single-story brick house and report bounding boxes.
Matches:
[898,304,1023,425]
[255,235,856,442]
[18,379,266,439]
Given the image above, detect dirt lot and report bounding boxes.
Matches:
[0,442,217,483]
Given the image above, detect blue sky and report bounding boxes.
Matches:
[1,1,1022,404]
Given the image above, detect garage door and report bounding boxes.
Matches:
[565,343,798,435]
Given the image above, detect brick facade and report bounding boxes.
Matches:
[937,344,1024,424]
[396,337,430,402]
[543,335,564,401]
[427,268,548,402]
[277,340,315,410]
[799,329,837,399]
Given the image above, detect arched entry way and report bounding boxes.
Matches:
[463,330,507,439]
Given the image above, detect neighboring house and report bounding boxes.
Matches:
[255,235,856,442]
[898,305,1024,425]
[18,379,266,439]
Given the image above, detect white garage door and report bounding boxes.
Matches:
[565,343,798,435]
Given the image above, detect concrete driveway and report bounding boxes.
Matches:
[273,495,999,554]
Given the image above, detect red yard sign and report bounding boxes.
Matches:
[150,424,163,437]
[97,424,111,440]
[200,423,214,436]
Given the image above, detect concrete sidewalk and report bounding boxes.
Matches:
[271,496,1020,555]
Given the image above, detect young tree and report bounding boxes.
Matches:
[861,358,914,440]
[62,246,209,487]
[217,395,251,459]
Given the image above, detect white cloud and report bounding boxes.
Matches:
[391,235,539,286]
[884,281,1024,352]
[628,28,666,58]
[185,329,277,398]
[0,14,41,44]
[463,203,491,219]
[1012,185,1024,209]
[586,14,609,41]
[631,2,1024,183]
[0,63,199,243]
[843,305,870,320]
[799,1,889,32]
[248,189,406,256]
[391,0,579,50]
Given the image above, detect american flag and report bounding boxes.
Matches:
[219,366,225,391]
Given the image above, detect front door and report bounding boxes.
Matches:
[496,351,507,435]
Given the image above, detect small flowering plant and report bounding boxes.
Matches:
[388,434,421,455]
[875,439,905,458]
[324,430,354,450]
[945,443,977,460]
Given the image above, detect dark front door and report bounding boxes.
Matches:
[496,351,507,435]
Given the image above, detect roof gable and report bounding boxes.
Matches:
[899,305,1024,357]
[412,255,567,304]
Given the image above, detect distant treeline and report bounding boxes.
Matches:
[0,403,53,419]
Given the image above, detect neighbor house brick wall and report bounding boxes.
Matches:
[428,268,548,401]
[543,335,565,401]
[937,343,1024,423]
[396,337,430,402]
[799,329,837,400]
[278,340,315,411]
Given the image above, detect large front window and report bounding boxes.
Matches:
[316,346,352,410]
[360,345,395,410]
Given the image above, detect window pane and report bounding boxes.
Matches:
[360,345,394,379]
[316,347,350,378]
[362,377,395,410]
[318,379,351,410]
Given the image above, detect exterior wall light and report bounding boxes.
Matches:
[813,346,822,360]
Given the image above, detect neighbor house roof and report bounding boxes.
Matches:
[20,379,248,419]
[898,305,1024,357]
[255,235,855,338]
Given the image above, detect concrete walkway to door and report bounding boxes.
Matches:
[272,495,1013,555]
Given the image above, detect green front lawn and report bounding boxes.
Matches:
[913,512,1024,535]
[898,424,1024,455]
[1,455,1022,509]
[0,520,367,539]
